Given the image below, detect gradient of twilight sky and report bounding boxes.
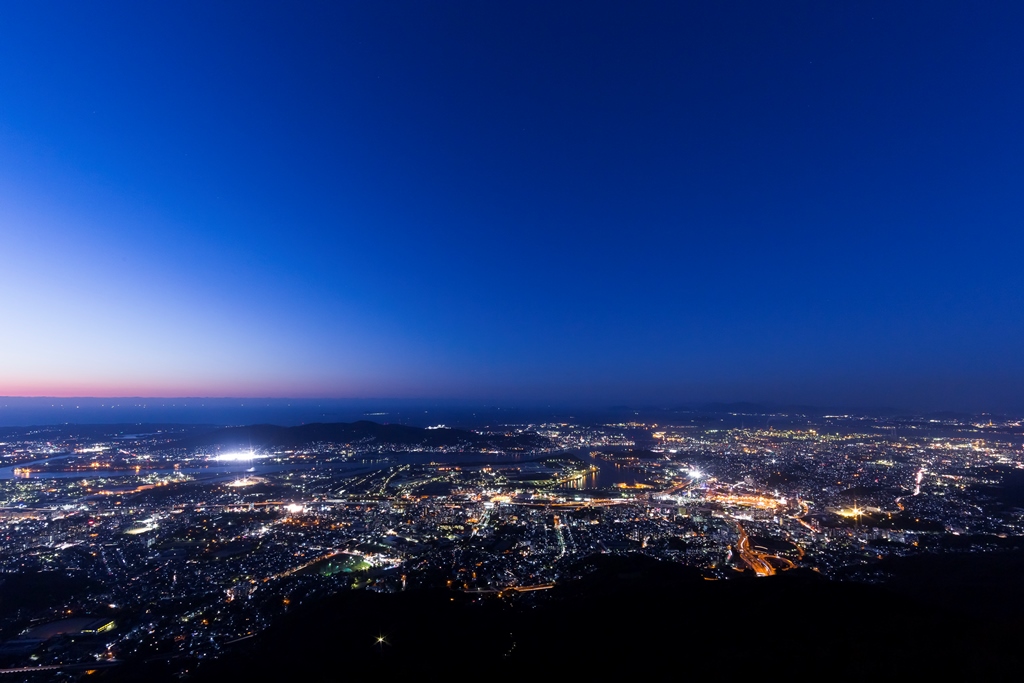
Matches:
[1,2,1022,411]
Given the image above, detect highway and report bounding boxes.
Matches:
[734,523,775,577]
[661,478,695,496]
[268,548,346,580]
[790,500,817,533]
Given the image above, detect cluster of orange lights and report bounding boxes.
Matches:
[705,491,783,509]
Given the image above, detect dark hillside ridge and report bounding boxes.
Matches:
[172,420,549,451]
[105,553,1024,681]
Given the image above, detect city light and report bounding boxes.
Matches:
[212,451,267,462]
[0,410,1019,672]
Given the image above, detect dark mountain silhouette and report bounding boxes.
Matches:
[170,420,548,451]
[106,553,1023,681]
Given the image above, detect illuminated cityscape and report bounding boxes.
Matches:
[0,410,1022,676]
[2,0,1023,678]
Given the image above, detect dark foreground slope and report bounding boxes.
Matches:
[108,553,1024,681]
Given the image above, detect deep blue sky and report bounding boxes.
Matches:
[1,2,1022,411]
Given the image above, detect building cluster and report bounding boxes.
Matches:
[0,412,1021,674]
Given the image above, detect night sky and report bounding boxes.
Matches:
[1,2,1022,411]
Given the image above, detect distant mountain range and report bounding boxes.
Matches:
[172,420,549,451]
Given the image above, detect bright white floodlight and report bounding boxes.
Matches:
[212,450,267,462]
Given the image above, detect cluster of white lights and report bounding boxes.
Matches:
[212,451,268,462]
